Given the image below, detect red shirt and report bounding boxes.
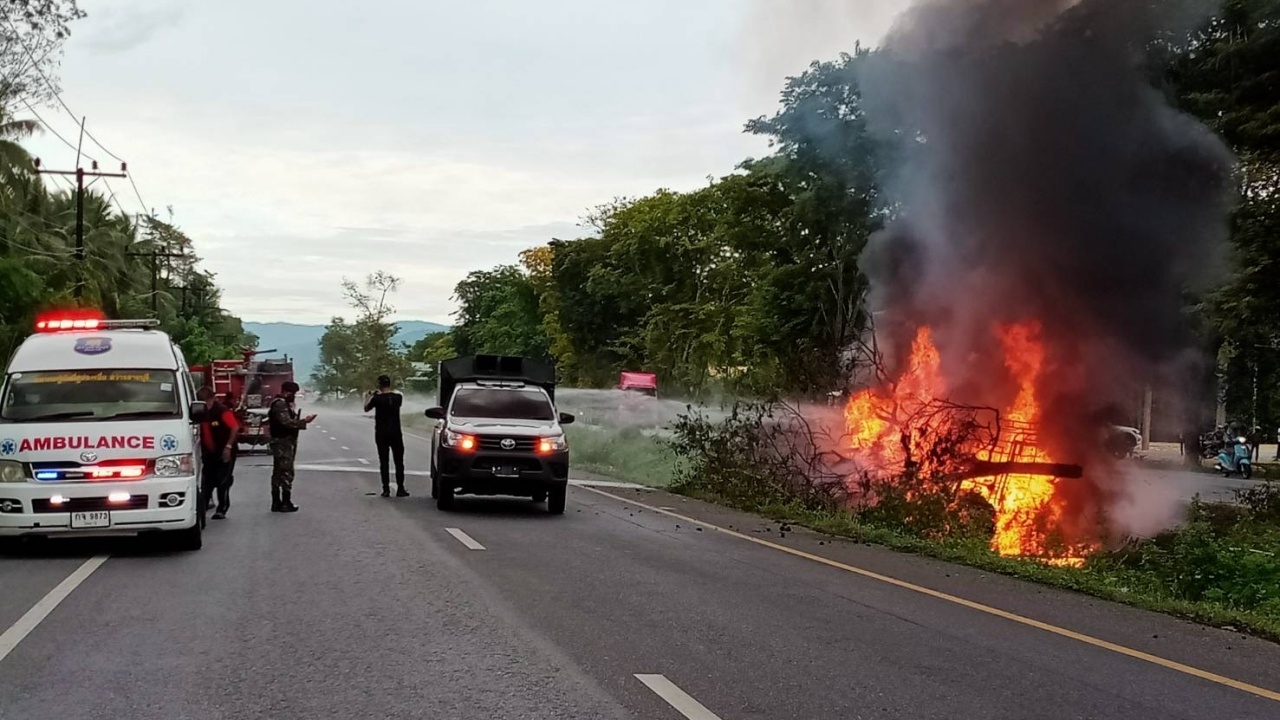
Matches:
[201,405,240,452]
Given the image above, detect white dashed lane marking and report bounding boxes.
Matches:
[634,675,723,720]
[340,446,350,451]
[357,458,370,465]
[445,528,485,551]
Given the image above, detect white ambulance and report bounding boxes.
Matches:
[0,314,205,550]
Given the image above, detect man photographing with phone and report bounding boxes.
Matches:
[364,374,407,498]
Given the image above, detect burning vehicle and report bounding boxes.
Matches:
[834,0,1236,565]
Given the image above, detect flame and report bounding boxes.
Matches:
[844,322,1093,566]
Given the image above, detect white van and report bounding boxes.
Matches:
[0,315,205,550]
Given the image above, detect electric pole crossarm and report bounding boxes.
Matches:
[33,155,131,301]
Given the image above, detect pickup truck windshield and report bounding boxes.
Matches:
[451,387,555,421]
[1,369,181,423]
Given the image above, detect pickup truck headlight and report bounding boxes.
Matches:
[443,430,477,451]
[537,435,567,454]
[0,460,27,483]
[154,455,195,477]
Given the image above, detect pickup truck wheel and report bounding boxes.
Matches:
[547,486,566,515]
[436,480,454,511]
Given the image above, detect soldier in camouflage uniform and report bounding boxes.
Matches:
[268,381,316,513]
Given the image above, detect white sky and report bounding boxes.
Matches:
[25,0,907,325]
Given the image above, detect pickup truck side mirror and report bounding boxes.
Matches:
[189,401,207,423]
[424,407,446,420]
[559,412,575,425]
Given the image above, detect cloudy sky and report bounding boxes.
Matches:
[26,0,907,325]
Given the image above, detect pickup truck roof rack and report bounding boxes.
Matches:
[438,355,557,408]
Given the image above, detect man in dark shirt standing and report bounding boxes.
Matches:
[364,374,407,498]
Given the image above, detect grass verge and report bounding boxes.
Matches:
[565,425,676,487]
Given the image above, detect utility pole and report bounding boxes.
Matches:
[127,247,187,314]
[33,155,129,300]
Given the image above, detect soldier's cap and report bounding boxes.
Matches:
[282,381,300,393]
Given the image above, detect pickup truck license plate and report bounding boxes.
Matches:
[493,466,520,478]
[71,511,110,529]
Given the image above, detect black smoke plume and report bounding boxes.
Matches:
[857,0,1236,470]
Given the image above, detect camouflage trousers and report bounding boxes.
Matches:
[271,437,297,492]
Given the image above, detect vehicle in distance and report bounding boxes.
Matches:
[425,355,574,514]
[618,371,658,398]
[0,311,207,550]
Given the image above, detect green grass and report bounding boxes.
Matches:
[565,425,676,487]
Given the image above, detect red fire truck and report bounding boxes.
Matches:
[190,348,297,450]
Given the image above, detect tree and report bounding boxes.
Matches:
[0,1,85,110]
[451,265,549,360]
[311,271,414,394]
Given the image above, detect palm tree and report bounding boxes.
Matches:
[0,87,41,175]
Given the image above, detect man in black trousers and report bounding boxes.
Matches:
[364,374,408,498]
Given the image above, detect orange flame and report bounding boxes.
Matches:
[844,322,1093,565]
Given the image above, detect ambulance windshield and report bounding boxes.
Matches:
[1,370,181,423]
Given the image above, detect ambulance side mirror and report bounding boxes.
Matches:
[424,407,446,420]
[189,401,207,423]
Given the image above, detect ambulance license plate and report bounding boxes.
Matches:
[71,511,110,529]
[493,466,520,478]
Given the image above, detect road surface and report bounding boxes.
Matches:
[2,409,1279,719]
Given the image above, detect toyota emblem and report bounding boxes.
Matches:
[80,451,98,463]
[500,438,516,450]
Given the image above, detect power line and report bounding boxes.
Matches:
[20,98,98,164]
[1,16,124,163]
[127,173,150,217]
[3,18,149,215]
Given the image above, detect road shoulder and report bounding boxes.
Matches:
[578,485,1280,698]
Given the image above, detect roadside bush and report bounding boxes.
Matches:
[668,402,848,510]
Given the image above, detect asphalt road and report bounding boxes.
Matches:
[2,409,1280,719]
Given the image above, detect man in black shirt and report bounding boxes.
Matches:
[364,374,408,498]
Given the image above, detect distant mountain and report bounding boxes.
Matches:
[242,320,450,382]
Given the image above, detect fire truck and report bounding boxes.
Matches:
[190,348,297,450]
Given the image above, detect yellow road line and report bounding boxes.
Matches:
[578,485,1280,704]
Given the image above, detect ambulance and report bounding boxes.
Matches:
[0,313,205,550]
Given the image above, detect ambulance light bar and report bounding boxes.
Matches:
[35,317,161,332]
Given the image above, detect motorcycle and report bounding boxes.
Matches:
[1199,430,1226,460]
[1215,436,1254,479]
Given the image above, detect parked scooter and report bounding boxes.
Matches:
[1215,436,1254,479]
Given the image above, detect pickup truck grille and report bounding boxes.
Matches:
[477,436,537,452]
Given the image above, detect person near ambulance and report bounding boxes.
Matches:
[197,387,238,520]
[268,381,314,513]
[0,314,204,550]
[222,392,240,490]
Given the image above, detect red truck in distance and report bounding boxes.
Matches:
[189,348,297,450]
[618,371,658,398]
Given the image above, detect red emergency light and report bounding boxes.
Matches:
[35,309,105,332]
